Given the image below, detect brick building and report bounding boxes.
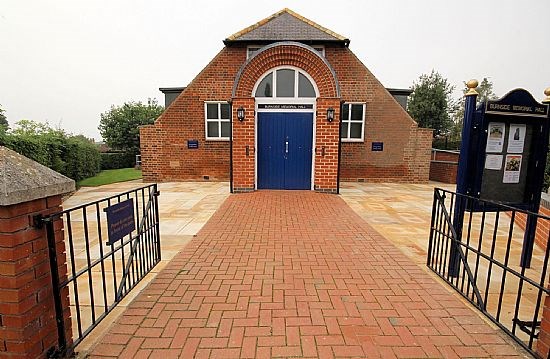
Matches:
[140,8,432,193]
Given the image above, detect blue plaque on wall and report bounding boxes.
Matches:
[188,140,199,149]
[105,199,135,245]
[371,142,384,151]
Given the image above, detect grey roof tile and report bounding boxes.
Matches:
[226,8,348,43]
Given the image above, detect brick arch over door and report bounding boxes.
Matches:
[232,42,340,98]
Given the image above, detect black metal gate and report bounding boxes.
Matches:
[39,184,161,357]
[428,187,550,357]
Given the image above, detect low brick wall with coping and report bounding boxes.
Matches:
[0,146,74,359]
[429,148,459,184]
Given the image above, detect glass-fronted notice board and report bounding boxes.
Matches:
[480,120,533,203]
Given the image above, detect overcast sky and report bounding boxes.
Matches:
[1,0,548,141]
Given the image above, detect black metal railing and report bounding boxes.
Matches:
[41,184,161,357]
[428,187,550,357]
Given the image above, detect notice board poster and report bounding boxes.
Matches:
[486,122,505,153]
[503,155,522,183]
[480,120,532,203]
[507,124,526,153]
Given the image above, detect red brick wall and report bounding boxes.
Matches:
[231,97,255,192]
[429,150,459,184]
[538,291,550,358]
[232,44,341,192]
[514,203,550,252]
[327,48,432,183]
[140,47,245,182]
[432,150,460,162]
[314,98,341,192]
[0,196,72,358]
[429,162,458,184]
[141,42,431,186]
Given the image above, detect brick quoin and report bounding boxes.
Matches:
[140,24,432,189]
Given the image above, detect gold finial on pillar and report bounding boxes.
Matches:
[465,79,479,96]
[543,87,550,103]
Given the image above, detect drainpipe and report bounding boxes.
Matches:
[336,101,344,194]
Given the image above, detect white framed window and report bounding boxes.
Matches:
[247,46,262,59]
[312,45,325,57]
[254,68,317,98]
[341,103,365,142]
[205,102,231,140]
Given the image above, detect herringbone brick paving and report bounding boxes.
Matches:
[89,191,528,358]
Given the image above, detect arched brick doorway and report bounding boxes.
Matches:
[231,42,341,193]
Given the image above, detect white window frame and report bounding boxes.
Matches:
[204,101,230,141]
[247,45,263,59]
[252,66,319,99]
[341,103,366,142]
[312,45,325,57]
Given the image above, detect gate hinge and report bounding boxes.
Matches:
[33,214,45,229]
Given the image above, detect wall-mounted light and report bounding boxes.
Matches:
[327,107,335,122]
[237,107,245,122]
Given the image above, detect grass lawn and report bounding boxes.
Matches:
[78,168,142,187]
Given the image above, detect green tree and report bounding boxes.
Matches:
[450,78,498,142]
[0,104,8,129]
[98,99,164,156]
[407,70,457,137]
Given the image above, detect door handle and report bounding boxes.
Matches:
[285,141,289,154]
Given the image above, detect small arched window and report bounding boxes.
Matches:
[255,68,317,98]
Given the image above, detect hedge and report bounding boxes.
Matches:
[101,152,136,170]
[1,133,101,182]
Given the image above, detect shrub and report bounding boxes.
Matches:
[432,138,461,151]
[100,152,136,170]
[2,120,101,181]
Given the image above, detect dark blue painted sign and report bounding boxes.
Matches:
[486,94,548,117]
[105,199,135,245]
[371,142,384,151]
[187,140,199,149]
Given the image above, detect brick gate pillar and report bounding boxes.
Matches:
[0,146,75,358]
[538,287,550,358]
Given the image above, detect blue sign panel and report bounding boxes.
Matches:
[105,199,135,245]
[187,140,199,149]
[371,142,384,151]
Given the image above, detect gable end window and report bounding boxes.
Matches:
[341,103,365,142]
[205,102,230,140]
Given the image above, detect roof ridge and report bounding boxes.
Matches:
[225,8,347,42]
[282,8,347,41]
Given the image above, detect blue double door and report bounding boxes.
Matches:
[258,112,313,190]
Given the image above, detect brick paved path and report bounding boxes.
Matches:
[90,191,527,358]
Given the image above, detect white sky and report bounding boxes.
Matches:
[1,0,549,141]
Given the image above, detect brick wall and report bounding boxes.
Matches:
[429,150,459,184]
[0,196,72,358]
[538,292,550,358]
[141,42,431,186]
[231,97,255,192]
[232,44,341,192]
[140,47,245,182]
[514,201,550,252]
[327,48,432,183]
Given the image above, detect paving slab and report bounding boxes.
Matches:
[88,190,529,358]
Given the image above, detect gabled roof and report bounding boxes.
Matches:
[224,8,349,45]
